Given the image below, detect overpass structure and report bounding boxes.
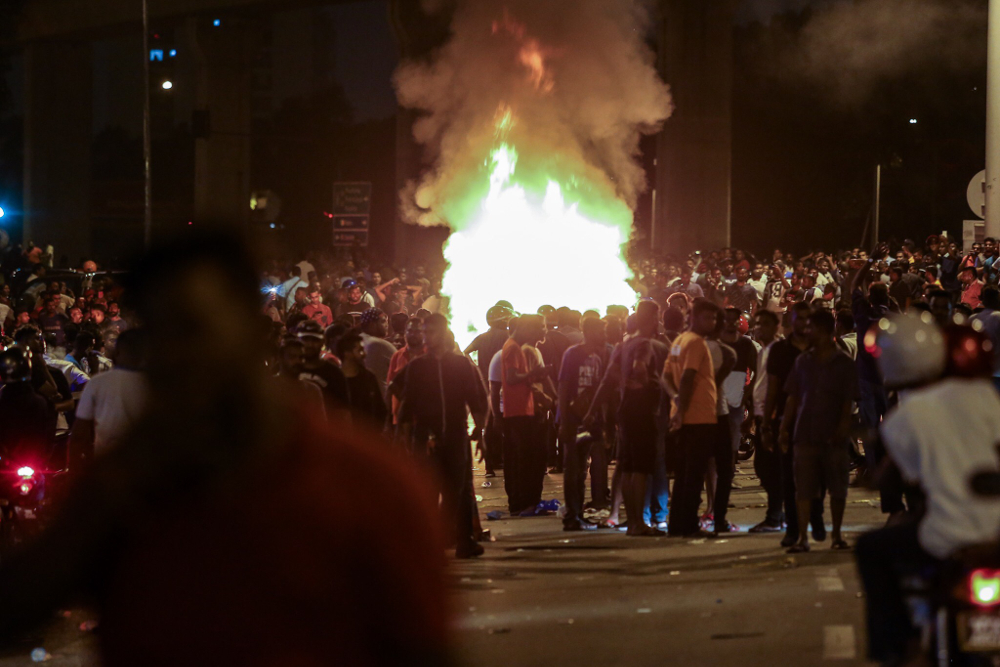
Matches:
[15,0,733,259]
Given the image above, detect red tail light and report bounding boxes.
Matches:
[970,569,1000,607]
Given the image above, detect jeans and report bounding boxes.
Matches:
[589,437,609,508]
[668,424,714,535]
[712,417,735,526]
[504,416,545,513]
[643,425,670,525]
[433,435,476,547]
[753,430,785,525]
[564,432,600,525]
[859,379,905,514]
[726,406,744,454]
[856,521,941,662]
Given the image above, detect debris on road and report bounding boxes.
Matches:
[486,511,504,521]
[637,608,652,614]
[30,648,51,663]
[482,481,492,488]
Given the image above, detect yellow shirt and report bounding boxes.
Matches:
[665,332,718,425]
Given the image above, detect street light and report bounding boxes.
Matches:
[161,80,173,90]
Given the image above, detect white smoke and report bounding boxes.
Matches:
[784,0,986,104]
[394,0,673,229]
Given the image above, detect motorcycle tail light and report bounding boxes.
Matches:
[18,482,32,496]
[16,467,34,479]
[970,569,1000,607]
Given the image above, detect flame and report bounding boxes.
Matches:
[443,132,637,349]
[492,9,555,93]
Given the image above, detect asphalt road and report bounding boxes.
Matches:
[454,460,882,667]
[0,459,882,667]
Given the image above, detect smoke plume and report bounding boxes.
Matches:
[783,0,986,104]
[394,0,673,229]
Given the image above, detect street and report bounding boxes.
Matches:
[0,459,882,667]
[454,461,881,667]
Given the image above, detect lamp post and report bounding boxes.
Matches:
[986,0,1000,238]
[142,0,153,248]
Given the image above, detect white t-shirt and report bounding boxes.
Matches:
[881,378,1000,558]
[75,368,149,453]
[753,340,773,419]
[488,350,503,383]
[360,333,397,399]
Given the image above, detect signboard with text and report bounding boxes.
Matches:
[332,182,371,247]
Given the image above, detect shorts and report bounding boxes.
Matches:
[617,388,658,475]
[793,442,851,501]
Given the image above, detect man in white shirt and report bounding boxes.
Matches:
[748,310,783,533]
[857,374,1000,664]
[358,309,397,401]
[69,329,149,464]
[279,267,308,311]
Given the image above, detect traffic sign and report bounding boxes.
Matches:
[968,169,986,219]
[333,182,371,216]
[333,230,368,247]
[332,215,369,230]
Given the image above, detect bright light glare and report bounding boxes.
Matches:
[213,19,222,27]
[161,81,173,90]
[0,206,6,219]
[16,466,34,478]
[909,118,918,124]
[443,145,636,349]
[971,570,1000,606]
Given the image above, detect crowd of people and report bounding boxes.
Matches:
[1,233,999,666]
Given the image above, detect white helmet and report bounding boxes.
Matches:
[867,311,946,389]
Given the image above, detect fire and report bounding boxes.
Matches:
[492,9,555,93]
[442,138,637,348]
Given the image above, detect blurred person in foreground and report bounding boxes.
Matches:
[0,233,450,667]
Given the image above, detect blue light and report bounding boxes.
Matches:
[0,206,5,219]
[150,49,164,62]
[169,49,178,58]
[213,19,221,27]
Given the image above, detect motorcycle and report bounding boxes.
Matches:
[0,434,69,557]
[900,470,1000,667]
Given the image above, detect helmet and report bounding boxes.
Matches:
[943,325,994,379]
[537,305,555,317]
[0,347,32,384]
[487,305,513,328]
[495,300,514,311]
[868,312,946,389]
[738,314,750,335]
[295,320,324,340]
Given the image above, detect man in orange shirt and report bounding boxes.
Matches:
[501,315,549,515]
[665,299,720,537]
[387,318,425,425]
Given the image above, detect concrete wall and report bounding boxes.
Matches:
[654,0,736,256]
[23,39,94,259]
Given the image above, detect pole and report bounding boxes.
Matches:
[142,0,153,248]
[987,0,1000,238]
[874,164,881,245]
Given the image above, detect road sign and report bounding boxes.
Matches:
[332,215,368,230]
[333,182,371,216]
[333,230,368,247]
[969,169,987,219]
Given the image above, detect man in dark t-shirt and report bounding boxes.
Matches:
[297,323,350,421]
[762,302,824,547]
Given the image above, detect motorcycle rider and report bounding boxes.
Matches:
[0,346,57,465]
[856,313,1000,666]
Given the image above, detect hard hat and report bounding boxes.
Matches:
[738,314,750,335]
[486,305,513,328]
[0,347,33,384]
[943,324,994,379]
[868,312,946,389]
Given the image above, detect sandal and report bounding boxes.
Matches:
[786,543,811,554]
[831,539,851,551]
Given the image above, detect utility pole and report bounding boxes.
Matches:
[986,0,1000,238]
[142,0,153,248]
[874,164,881,245]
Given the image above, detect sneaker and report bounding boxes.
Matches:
[456,541,485,559]
[485,471,496,478]
[564,521,598,532]
[713,521,738,535]
[749,520,783,533]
